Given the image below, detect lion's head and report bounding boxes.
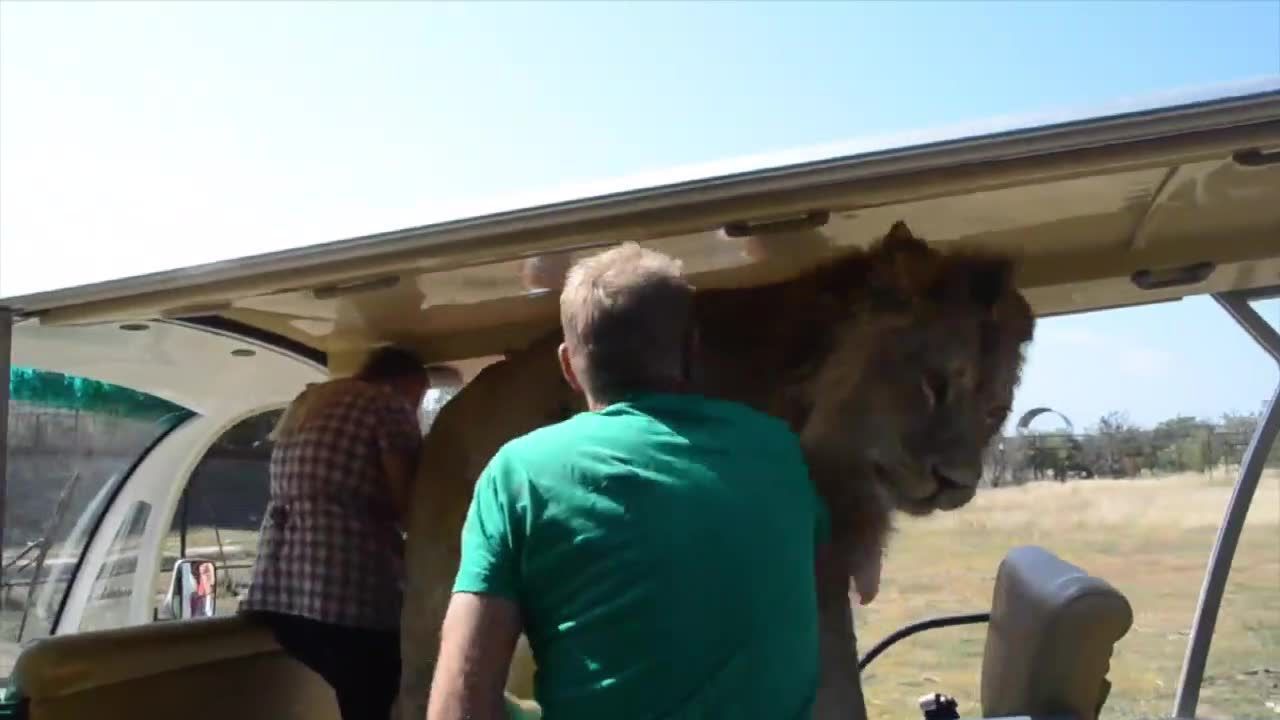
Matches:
[795,221,1035,521]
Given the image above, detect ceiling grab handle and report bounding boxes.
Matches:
[1172,289,1280,718]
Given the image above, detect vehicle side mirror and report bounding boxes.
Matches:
[160,558,218,620]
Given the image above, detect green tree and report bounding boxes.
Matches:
[1093,411,1146,477]
[1151,415,1213,473]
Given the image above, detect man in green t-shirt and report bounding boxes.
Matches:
[426,242,831,720]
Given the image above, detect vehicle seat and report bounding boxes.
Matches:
[5,615,339,720]
[980,545,1133,720]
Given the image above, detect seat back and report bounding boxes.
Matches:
[7,615,339,720]
[980,545,1133,720]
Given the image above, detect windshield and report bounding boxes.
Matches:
[2,367,193,675]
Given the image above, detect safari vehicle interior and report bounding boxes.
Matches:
[0,78,1277,720]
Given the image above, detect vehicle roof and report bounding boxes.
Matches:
[4,77,1279,375]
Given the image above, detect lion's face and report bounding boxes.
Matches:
[801,223,1034,518]
[859,313,998,515]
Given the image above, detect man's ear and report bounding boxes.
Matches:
[558,342,585,395]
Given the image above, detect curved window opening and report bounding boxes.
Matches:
[2,367,193,675]
[144,386,460,624]
[155,409,282,619]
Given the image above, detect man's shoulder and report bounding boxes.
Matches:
[302,378,393,415]
[700,395,795,433]
[508,412,583,448]
[353,379,411,409]
[486,413,589,474]
[693,396,806,456]
[620,393,796,435]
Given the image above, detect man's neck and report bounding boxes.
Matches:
[585,380,689,412]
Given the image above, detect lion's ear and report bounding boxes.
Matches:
[882,220,927,252]
[869,221,941,307]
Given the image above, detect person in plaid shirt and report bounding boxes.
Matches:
[240,345,428,720]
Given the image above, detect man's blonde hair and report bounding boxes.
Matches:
[559,242,695,403]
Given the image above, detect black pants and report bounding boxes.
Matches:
[250,610,401,720]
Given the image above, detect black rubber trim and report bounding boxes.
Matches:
[176,315,328,368]
[1232,147,1280,167]
[1130,261,1216,291]
[721,210,830,238]
[858,612,991,671]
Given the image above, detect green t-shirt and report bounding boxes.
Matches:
[454,392,830,720]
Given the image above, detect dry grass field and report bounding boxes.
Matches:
[854,470,1280,720]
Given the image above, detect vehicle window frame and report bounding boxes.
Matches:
[45,409,192,636]
[5,366,195,649]
[153,408,282,621]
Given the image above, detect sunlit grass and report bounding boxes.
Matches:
[855,470,1279,719]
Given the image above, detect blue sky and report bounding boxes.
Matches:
[1,0,1277,429]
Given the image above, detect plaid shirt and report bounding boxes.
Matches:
[241,379,422,630]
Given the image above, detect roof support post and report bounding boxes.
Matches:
[0,307,12,587]
[1172,290,1280,718]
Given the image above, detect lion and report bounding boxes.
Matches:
[396,220,1035,720]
